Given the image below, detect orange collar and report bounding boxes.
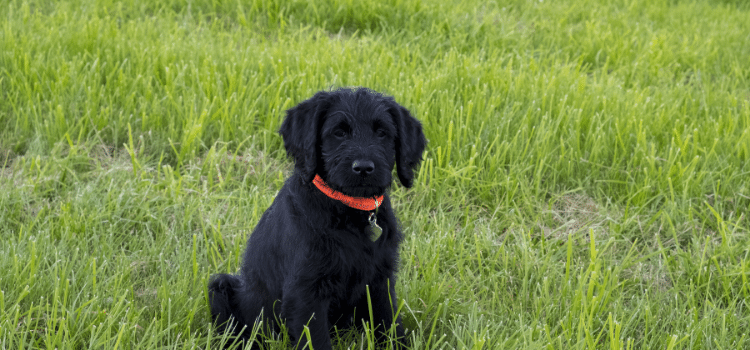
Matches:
[312,174,383,211]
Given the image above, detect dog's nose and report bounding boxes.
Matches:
[352,160,375,176]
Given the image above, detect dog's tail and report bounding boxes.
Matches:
[208,274,249,343]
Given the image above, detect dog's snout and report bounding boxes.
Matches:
[352,160,375,176]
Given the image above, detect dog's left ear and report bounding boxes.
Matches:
[279,91,334,183]
[387,100,426,188]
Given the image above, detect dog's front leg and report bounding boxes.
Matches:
[357,279,406,349]
[282,296,332,350]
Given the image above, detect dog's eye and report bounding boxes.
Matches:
[333,129,348,138]
[375,129,387,138]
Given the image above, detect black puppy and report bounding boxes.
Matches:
[208,88,426,349]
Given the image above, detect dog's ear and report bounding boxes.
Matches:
[388,101,426,188]
[279,91,333,183]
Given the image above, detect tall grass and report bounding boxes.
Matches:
[1,0,749,348]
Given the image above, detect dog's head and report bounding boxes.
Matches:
[279,88,426,197]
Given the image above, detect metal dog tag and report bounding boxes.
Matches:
[368,212,382,242]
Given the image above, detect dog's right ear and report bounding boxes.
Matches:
[388,101,427,189]
[279,91,333,183]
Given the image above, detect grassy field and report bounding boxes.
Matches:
[2,0,750,348]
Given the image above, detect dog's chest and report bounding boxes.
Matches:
[314,228,387,300]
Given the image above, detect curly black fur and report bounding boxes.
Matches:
[208,88,426,350]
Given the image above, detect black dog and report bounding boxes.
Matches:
[208,88,426,349]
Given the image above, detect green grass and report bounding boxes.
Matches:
[2,0,750,348]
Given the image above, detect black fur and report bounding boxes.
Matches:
[208,88,426,349]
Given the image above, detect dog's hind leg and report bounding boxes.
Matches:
[208,274,245,332]
[208,274,256,348]
[209,274,275,349]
